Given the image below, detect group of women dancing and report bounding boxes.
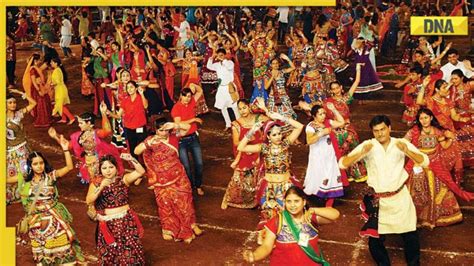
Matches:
[6,4,474,265]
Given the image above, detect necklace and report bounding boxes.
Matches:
[422,126,432,135]
[432,95,444,103]
[270,143,281,154]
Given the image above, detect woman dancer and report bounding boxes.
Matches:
[50,57,75,124]
[222,99,268,209]
[18,136,84,264]
[325,63,367,182]
[303,103,346,207]
[417,79,471,183]
[23,54,52,127]
[85,154,145,265]
[243,186,340,265]
[237,100,304,243]
[267,54,298,133]
[135,118,203,243]
[6,90,37,204]
[352,37,383,101]
[404,108,474,228]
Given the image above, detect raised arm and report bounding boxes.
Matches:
[10,89,37,113]
[237,122,264,153]
[416,76,431,106]
[55,135,74,178]
[267,112,303,144]
[122,153,146,186]
[188,83,203,101]
[280,53,295,74]
[138,87,148,109]
[431,42,452,65]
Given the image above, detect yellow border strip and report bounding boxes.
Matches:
[5,0,336,6]
[1,1,16,266]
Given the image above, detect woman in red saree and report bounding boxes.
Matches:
[404,108,474,228]
[23,54,52,128]
[134,118,202,243]
[417,79,471,183]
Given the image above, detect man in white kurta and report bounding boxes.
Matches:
[339,115,428,266]
[206,48,240,130]
[60,15,73,57]
[440,48,473,81]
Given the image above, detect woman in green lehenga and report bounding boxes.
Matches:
[17,132,84,265]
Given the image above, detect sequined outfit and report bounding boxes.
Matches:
[93,177,145,265]
[257,139,297,229]
[405,128,467,228]
[21,171,83,264]
[7,110,29,204]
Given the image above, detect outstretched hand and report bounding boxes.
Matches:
[99,101,108,114]
[59,135,70,150]
[48,127,58,140]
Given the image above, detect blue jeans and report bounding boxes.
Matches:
[178,133,204,188]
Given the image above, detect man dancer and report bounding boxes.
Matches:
[206,48,240,131]
[339,115,428,266]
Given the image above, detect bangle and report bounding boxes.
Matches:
[63,150,70,152]
[281,116,290,124]
[21,93,27,100]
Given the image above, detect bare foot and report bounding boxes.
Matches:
[197,188,205,196]
[162,233,173,241]
[221,199,228,210]
[192,225,203,236]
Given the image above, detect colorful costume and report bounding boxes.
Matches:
[426,97,469,181]
[268,70,297,133]
[325,96,367,181]
[223,119,264,209]
[353,43,383,94]
[451,83,474,167]
[70,127,124,184]
[257,139,298,229]
[265,212,325,265]
[20,171,83,264]
[7,110,29,204]
[142,134,198,240]
[405,127,474,228]
[93,177,145,265]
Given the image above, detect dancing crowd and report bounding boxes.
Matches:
[5,2,474,265]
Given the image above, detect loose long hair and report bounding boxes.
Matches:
[25,152,54,182]
[413,107,445,131]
